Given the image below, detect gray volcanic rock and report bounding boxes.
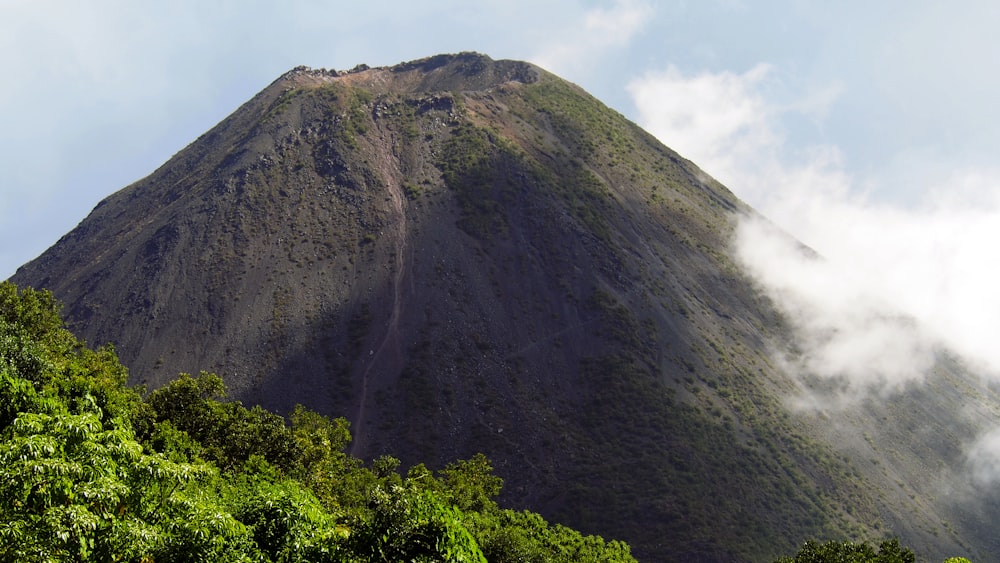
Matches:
[13,53,1000,561]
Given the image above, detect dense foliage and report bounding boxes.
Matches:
[773,538,975,563]
[773,538,915,563]
[0,281,635,562]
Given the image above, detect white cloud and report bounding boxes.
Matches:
[967,426,1000,486]
[733,216,940,396]
[626,63,848,211]
[627,64,773,181]
[531,0,653,77]
[739,168,1000,388]
[628,63,1000,400]
[583,0,652,44]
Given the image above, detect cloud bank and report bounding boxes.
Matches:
[629,61,1000,482]
[629,63,1000,393]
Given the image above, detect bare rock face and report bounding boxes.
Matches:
[13,53,1000,561]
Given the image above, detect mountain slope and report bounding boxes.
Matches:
[11,53,999,561]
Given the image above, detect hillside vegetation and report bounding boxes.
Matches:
[0,281,637,561]
[1,281,979,561]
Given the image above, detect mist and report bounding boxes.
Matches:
[630,64,1000,383]
[628,63,1000,481]
[733,215,941,396]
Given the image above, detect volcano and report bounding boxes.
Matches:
[12,53,1000,561]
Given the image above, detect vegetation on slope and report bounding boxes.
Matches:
[775,539,918,562]
[0,281,635,562]
[773,537,974,563]
[0,280,978,562]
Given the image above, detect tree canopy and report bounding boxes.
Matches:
[772,538,977,563]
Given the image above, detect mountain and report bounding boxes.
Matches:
[11,52,1000,561]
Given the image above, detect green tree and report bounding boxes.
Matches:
[288,405,361,508]
[146,372,300,472]
[348,484,486,563]
[465,508,636,563]
[0,397,251,561]
[439,453,504,513]
[0,282,148,433]
[230,460,348,562]
[774,538,915,563]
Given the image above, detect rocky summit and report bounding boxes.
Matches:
[13,53,1000,561]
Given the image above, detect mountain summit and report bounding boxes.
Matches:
[12,53,1000,561]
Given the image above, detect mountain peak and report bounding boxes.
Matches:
[12,53,997,561]
[271,52,539,96]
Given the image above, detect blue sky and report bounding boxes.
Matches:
[4,1,999,274]
[4,1,1000,397]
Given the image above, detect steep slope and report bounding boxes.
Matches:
[11,53,1000,561]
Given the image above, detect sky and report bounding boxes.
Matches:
[3,2,1000,414]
